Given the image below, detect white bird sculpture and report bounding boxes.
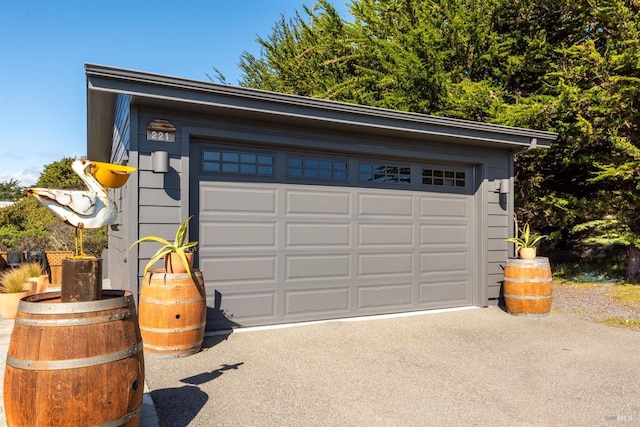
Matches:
[28,158,135,257]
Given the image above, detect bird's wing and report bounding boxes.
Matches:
[29,188,97,216]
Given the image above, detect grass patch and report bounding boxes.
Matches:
[553,280,603,287]
[552,262,628,288]
[608,284,640,307]
[552,262,625,282]
[550,262,640,331]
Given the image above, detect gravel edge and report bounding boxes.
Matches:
[551,282,640,331]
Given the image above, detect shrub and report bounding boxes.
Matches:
[0,266,30,293]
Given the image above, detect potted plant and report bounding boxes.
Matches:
[129,216,206,357]
[23,261,49,294]
[129,216,199,276]
[505,223,547,259]
[0,266,31,319]
[503,225,553,317]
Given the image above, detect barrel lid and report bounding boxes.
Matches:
[506,257,549,263]
[17,290,134,314]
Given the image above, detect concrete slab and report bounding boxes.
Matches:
[144,306,639,426]
[1,303,637,426]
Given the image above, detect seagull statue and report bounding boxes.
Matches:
[27,158,135,257]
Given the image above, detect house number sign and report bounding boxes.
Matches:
[146,119,176,142]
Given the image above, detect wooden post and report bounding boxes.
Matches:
[61,258,102,302]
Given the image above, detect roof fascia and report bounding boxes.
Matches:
[86,64,558,156]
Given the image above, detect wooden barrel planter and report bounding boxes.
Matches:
[139,269,207,358]
[4,290,144,427]
[503,257,553,317]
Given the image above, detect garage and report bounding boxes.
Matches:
[84,64,557,331]
[194,144,475,328]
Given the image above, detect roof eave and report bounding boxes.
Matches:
[86,64,558,158]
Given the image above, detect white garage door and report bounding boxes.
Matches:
[197,150,475,329]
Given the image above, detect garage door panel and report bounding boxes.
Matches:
[358,253,414,277]
[420,252,469,275]
[199,166,474,328]
[420,196,469,218]
[202,256,276,283]
[358,193,414,217]
[202,222,277,248]
[421,224,469,245]
[286,189,351,216]
[420,280,469,304]
[201,185,277,215]
[216,292,277,320]
[357,283,413,309]
[358,223,414,247]
[285,287,350,315]
[285,254,350,280]
[286,223,351,247]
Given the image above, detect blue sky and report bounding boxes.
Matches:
[0,0,349,187]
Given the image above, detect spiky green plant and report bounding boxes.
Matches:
[505,223,547,250]
[129,216,198,277]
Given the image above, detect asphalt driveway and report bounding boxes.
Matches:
[144,307,639,426]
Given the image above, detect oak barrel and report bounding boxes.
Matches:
[3,290,144,427]
[139,269,207,358]
[503,257,553,317]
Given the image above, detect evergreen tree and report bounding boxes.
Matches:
[236,0,640,280]
[548,0,640,280]
[35,157,84,190]
[0,179,24,201]
[240,0,356,99]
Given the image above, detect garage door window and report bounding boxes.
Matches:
[360,163,411,184]
[203,150,274,175]
[422,168,466,187]
[287,157,348,180]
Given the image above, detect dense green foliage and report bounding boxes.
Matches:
[237,0,640,280]
[0,158,108,257]
[0,179,25,201]
[34,157,86,190]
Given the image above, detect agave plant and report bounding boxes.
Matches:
[129,216,198,276]
[505,223,547,249]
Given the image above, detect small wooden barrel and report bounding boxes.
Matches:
[139,269,207,358]
[4,290,144,427]
[503,257,553,317]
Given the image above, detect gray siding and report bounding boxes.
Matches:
[131,113,186,278]
[106,94,132,291]
[486,153,511,303]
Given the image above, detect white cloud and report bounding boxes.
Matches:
[0,150,87,188]
[0,169,41,187]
